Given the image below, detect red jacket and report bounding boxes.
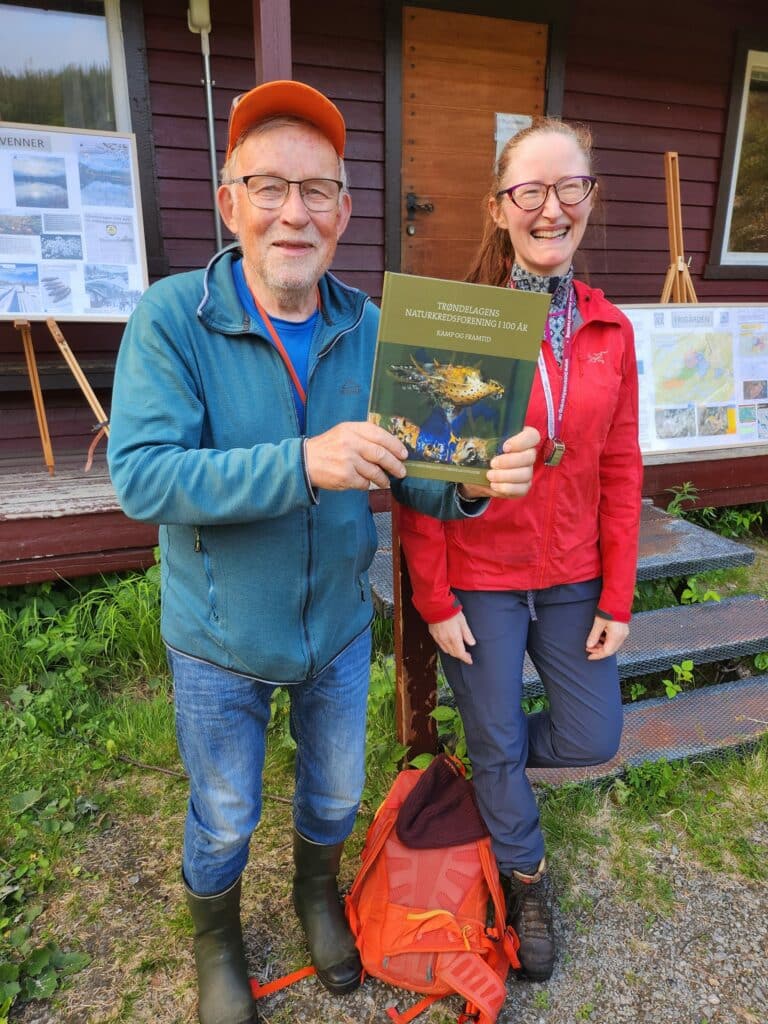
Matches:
[397,280,643,625]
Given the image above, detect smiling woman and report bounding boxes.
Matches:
[395,117,643,983]
[0,0,128,131]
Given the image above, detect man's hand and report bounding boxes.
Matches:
[585,616,629,660]
[459,426,541,500]
[305,422,408,491]
[428,611,476,665]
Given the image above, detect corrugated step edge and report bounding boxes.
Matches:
[527,674,768,786]
[521,594,768,694]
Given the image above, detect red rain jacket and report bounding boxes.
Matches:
[397,280,643,625]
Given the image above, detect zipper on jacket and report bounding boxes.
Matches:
[307,298,368,413]
[538,339,568,588]
[299,298,369,676]
[191,527,219,622]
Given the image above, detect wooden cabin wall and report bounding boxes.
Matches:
[144,0,386,296]
[566,0,768,305]
[2,0,767,499]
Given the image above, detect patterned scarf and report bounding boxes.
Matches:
[510,263,574,364]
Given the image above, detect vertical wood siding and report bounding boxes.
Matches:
[4,0,767,457]
[144,0,386,296]
[565,0,768,304]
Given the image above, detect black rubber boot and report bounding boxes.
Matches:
[501,858,556,982]
[292,829,362,995]
[184,875,258,1023]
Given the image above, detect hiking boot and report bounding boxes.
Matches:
[184,874,258,1023]
[501,859,555,982]
[292,829,362,995]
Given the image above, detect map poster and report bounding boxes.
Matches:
[623,304,768,458]
[0,122,148,322]
[368,271,550,484]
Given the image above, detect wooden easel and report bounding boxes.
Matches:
[45,319,110,470]
[11,319,110,475]
[14,319,55,475]
[660,152,698,303]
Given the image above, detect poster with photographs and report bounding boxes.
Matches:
[622,303,768,458]
[0,122,148,322]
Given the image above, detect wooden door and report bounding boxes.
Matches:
[401,6,548,281]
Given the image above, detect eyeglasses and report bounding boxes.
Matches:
[224,174,344,212]
[496,175,597,211]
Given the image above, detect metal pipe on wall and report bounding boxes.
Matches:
[188,0,223,252]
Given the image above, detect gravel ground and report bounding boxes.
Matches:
[250,854,766,1024]
[9,781,766,1024]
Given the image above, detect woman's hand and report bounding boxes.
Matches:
[428,612,476,665]
[586,615,629,660]
[459,426,540,500]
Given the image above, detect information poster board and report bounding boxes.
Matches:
[622,303,768,460]
[0,122,148,322]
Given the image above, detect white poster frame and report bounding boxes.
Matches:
[620,302,768,464]
[0,121,148,324]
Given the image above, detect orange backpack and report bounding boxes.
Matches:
[346,754,520,1024]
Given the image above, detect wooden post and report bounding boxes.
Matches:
[14,319,55,476]
[252,0,292,82]
[660,152,698,304]
[392,500,440,758]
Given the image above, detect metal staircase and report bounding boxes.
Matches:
[369,501,768,782]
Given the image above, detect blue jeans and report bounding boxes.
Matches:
[168,629,371,896]
[441,580,622,875]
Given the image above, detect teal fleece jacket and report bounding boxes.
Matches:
[107,247,467,682]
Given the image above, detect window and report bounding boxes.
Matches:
[0,0,130,132]
[707,35,768,278]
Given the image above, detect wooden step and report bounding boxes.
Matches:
[521,594,768,694]
[527,674,768,786]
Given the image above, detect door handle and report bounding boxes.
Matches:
[406,192,435,220]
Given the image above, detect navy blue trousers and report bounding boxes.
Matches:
[440,579,623,874]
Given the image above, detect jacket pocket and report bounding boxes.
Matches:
[194,527,220,623]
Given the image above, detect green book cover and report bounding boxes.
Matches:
[368,272,551,484]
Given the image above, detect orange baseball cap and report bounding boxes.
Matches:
[226,80,346,160]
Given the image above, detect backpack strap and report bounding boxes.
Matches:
[386,994,444,1024]
[436,950,507,1024]
[249,965,316,999]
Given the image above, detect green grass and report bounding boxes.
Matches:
[1,565,767,1022]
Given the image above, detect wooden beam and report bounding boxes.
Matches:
[252,0,292,82]
[643,455,768,509]
[392,501,439,759]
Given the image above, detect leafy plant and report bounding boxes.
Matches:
[629,681,647,702]
[661,659,694,699]
[665,483,766,539]
[410,701,470,774]
[618,758,685,814]
[665,481,700,517]
[679,577,721,605]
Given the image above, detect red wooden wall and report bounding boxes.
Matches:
[144,0,386,295]
[2,0,767,501]
[568,0,768,305]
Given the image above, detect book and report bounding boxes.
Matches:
[368,271,551,484]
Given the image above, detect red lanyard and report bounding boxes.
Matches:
[250,291,322,406]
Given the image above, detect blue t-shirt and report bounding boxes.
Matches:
[232,258,318,432]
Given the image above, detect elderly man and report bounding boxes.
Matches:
[108,80,538,1024]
